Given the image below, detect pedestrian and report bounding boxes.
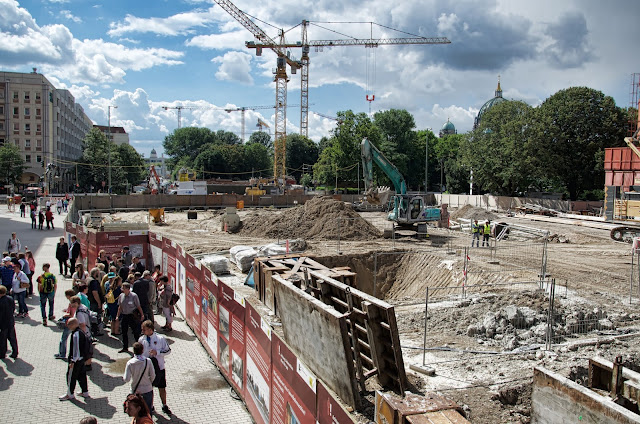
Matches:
[68,236,81,273]
[38,209,45,230]
[56,237,70,277]
[471,219,480,247]
[18,252,32,296]
[79,417,97,424]
[109,253,120,270]
[139,320,172,415]
[19,202,26,218]
[30,208,37,229]
[37,263,57,326]
[0,257,14,290]
[77,284,91,309]
[12,261,29,318]
[55,290,78,359]
[124,342,156,412]
[74,298,94,369]
[6,232,21,254]
[63,198,69,212]
[95,250,109,269]
[26,250,36,294]
[118,258,129,281]
[106,276,122,336]
[159,277,173,332]
[133,271,153,322]
[0,285,18,359]
[45,198,51,209]
[59,318,90,401]
[124,393,154,424]
[45,207,54,229]
[72,263,89,293]
[56,199,63,214]
[88,268,104,336]
[482,220,491,247]
[130,256,146,275]
[121,246,132,268]
[116,282,144,353]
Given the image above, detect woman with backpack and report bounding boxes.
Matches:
[106,275,122,336]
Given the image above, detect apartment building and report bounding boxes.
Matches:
[0,70,93,193]
[94,124,130,145]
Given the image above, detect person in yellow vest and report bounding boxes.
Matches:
[471,219,480,247]
[482,220,491,247]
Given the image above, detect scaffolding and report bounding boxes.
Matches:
[628,73,639,137]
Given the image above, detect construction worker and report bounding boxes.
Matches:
[471,219,480,247]
[482,220,491,247]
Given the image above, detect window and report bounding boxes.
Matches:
[36,139,42,148]
[13,107,18,116]
[36,155,42,163]
[0,122,3,131]
[13,91,18,100]
[36,124,41,135]
[0,106,3,115]
[24,107,30,116]
[36,108,41,117]
[25,154,31,163]
[15,139,19,146]
[13,123,19,133]
[25,123,30,132]
[0,138,4,145]
[25,139,30,149]
[24,92,30,101]
[0,89,4,98]
[35,92,40,101]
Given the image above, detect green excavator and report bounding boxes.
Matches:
[361,138,441,229]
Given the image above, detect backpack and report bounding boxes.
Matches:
[105,287,115,304]
[169,293,180,306]
[39,273,56,293]
[77,306,100,325]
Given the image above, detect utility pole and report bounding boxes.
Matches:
[107,105,117,193]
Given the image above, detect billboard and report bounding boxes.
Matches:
[219,282,246,396]
[245,302,272,424]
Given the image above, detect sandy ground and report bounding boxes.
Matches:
[111,202,640,423]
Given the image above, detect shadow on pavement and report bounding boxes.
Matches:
[86,361,125,392]
[70,396,119,420]
[162,329,195,342]
[155,412,191,424]
[4,357,34,376]
[0,363,14,391]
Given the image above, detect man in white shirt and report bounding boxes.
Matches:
[124,342,156,411]
[139,320,172,415]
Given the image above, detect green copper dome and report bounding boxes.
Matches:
[474,78,507,129]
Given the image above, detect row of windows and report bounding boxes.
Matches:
[23,154,43,163]
[0,105,42,117]
[10,123,42,133]
[8,91,41,101]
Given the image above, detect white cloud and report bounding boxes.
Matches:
[186,30,250,51]
[108,6,225,37]
[60,10,81,23]
[211,51,253,84]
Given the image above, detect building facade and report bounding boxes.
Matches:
[143,148,169,178]
[94,125,130,145]
[0,70,93,193]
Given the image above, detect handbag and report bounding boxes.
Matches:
[20,282,30,289]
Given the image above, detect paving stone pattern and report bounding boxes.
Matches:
[0,209,252,424]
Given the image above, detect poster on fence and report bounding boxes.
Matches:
[316,382,355,424]
[201,269,219,361]
[271,333,317,424]
[218,282,246,395]
[185,269,200,335]
[245,302,272,424]
[176,254,186,314]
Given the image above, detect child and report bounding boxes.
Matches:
[38,209,44,230]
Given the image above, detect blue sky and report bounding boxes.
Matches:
[1,0,639,158]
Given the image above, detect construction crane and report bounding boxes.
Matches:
[247,23,451,137]
[161,105,201,129]
[313,111,343,124]
[256,118,270,134]
[224,105,275,143]
[213,0,302,183]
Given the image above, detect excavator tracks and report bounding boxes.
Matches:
[610,226,640,243]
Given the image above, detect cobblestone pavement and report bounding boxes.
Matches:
[0,207,252,424]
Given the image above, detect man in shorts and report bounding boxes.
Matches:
[139,320,172,415]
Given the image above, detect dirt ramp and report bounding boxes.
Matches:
[240,196,382,240]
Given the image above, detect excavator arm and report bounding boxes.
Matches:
[361,138,407,203]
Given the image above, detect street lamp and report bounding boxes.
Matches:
[107,105,118,193]
[424,128,432,193]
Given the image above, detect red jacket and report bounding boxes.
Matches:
[45,210,53,221]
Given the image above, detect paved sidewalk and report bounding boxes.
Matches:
[0,208,252,423]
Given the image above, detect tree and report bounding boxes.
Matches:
[286,134,318,182]
[0,144,25,188]
[433,133,469,193]
[78,128,113,192]
[465,100,536,195]
[244,143,272,177]
[247,131,273,151]
[163,127,216,167]
[116,143,147,188]
[533,87,626,200]
[300,173,313,188]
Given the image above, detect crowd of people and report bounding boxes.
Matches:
[0,233,178,423]
[19,199,62,230]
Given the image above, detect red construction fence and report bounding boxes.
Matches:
[67,224,355,424]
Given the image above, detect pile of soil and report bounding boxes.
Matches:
[240,196,382,240]
[450,205,498,221]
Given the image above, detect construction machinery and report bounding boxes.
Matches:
[177,168,197,182]
[361,138,441,229]
[608,128,640,242]
[148,208,166,225]
[148,165,161,194]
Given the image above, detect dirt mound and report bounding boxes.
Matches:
[450,205,498,222]
[240,196,382,240]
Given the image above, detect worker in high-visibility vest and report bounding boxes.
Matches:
[471,219,480,247]
[482,220,491,247]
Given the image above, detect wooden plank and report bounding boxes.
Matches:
[384,306,408,393]
[338,314,361,409]
[363,301,390,388]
